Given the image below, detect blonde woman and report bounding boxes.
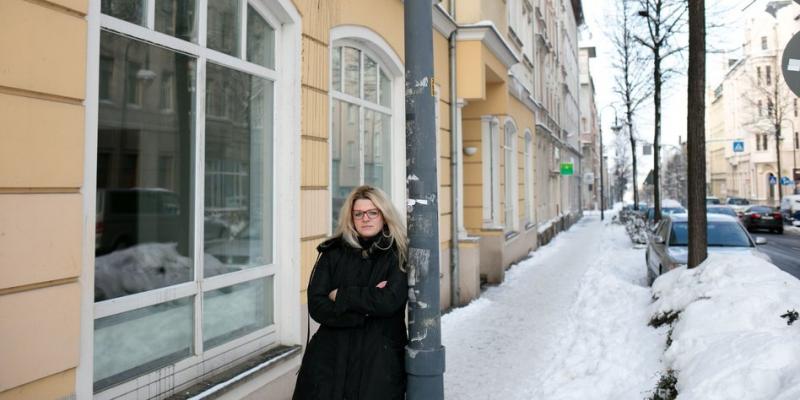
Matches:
[293,185,409,400]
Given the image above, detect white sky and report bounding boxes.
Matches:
[580,0,765,191]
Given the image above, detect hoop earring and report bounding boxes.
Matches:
[382,226,392,238]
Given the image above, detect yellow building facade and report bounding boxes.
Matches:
[0,0,584,398]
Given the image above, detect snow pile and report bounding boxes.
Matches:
[650,253,800,400]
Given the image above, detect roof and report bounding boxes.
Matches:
[667,213,740,223]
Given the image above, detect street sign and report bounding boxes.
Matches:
[733,140,744,152]
[769,174,778,185]
[560,162,574,176]
[782,31,800,96]
[781,176,792,186]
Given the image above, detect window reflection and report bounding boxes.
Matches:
[204,63,274,276]
[207,0,240,57]
[246,5,275,69]
[155,0,198,42]
[203,277,274,349]
[94,297,193,390]
[101,0,145,26]
[331,99,361,228]
[95,31,196,301]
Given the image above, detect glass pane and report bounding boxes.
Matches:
[95,31,196,301]
[101,0,145,26]
[246,5,275,69]
[343,47,361,98]
[203,277,274,349]
[379,69,391,107]
[364,56,378,103]
[155,0,198,42]
[364,110,391,194]
[94,297,193,391]
[331,47,341,92]
[204,63,274,276]
[331,99,361,229]
[207,0,241,57]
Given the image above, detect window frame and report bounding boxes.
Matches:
[328,27,407,227]
[504,119,519,232]
[524,130,534,226]
[80,1,302,398]
[482,116,502,228]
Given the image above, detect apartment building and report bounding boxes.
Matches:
[0,0,584,398]
[706,1,800,204]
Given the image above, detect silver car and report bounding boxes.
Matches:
[645,213,771,285]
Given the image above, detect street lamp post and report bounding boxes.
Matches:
[599,105,622,220]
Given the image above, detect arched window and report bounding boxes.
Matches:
[330,27,403,228]
[92,0,300,396]
[504,119,518,231]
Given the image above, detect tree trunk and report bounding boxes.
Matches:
[687,0,707,268]
[654,50,662,222]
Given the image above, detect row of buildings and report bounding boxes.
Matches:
[706,0,800,204]
[0,0,603,399]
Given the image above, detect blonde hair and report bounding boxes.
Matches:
[334,185,408,268]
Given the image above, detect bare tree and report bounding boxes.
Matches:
[612,130,633,203]
[687,0,706,268]
[609,0,654,211]
[634,0,689,222]
[661,147,687,205]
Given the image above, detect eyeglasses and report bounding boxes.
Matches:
[353,209,381,220]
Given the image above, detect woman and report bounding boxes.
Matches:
[293,185,409,400]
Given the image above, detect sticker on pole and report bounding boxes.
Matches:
[733,140,744,153]
[560,162,574,176]
[782,31,800,97]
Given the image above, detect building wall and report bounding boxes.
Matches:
[0,1,87,398]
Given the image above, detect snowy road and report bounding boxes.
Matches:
[442,214,667,399]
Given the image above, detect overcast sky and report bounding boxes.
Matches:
[580,0,762,191]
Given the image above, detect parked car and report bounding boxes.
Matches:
[644,201,687,225]
[645,213,771,284]
[707,205,738,218]
[725,197,751,216]
[706,196,721,205]
[95,188,185,255]
[779,194,800,225]
[741,205,783,234]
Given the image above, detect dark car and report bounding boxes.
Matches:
[741,205,783,234]
[707,205,738,218]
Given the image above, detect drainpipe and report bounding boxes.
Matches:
[448,0,460,309]
[404,1,444,398]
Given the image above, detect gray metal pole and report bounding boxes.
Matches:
[404,1,445,399]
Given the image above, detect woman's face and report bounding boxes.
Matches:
[352,199,385,238]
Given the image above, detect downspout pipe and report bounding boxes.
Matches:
[448,1,460,309]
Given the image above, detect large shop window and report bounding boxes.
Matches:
[94,1,283,396]
[330,45,394,227]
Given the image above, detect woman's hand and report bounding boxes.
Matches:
[376,281,387,289]
[328,289,337,301]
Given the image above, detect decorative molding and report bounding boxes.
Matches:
[432,3,457,37]
[457,22,521,68]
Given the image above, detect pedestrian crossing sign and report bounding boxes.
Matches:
[733,140,744,153]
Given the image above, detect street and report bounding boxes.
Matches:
[755,227,800,279]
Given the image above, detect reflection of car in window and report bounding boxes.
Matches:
[95,188,183,255]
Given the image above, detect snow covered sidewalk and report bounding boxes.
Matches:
[442,214,666,399]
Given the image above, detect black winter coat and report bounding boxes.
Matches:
[293,235,408,400]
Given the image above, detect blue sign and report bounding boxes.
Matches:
[733,140,744,152]
[770,175,778,185]
[781,176,792,186]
